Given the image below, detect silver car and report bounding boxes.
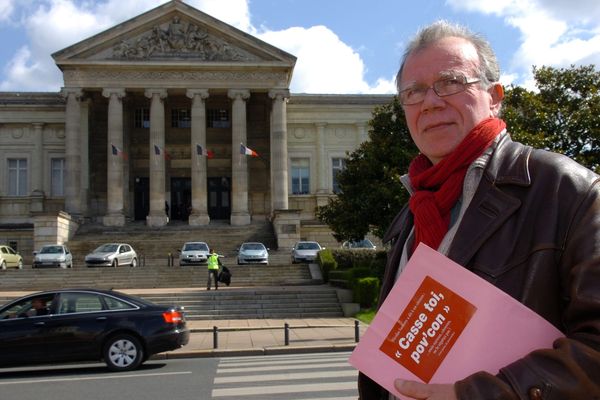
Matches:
[85,243,138,268]
[237,242,269,265]
[341,238,377,250]
[179,241,210,266]
[33,245,73,269]
[291,241,323,264]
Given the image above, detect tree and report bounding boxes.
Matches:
[503,65,600,172]
[316,97,418,241]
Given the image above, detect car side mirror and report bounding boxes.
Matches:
[33,251,38,255]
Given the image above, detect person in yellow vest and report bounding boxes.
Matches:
[207,248,220,290]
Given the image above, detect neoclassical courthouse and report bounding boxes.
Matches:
[0,0,391,255]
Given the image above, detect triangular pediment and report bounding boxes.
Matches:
[52,1,296,67]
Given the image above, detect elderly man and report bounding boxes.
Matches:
[358,21,600,399]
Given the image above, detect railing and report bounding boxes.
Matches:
[208,320,361,349]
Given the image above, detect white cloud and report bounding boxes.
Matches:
[0,0,15,22]
[258,25,392,94]
[446,0,600,87]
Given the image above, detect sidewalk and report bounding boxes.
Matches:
[158,317,368,360]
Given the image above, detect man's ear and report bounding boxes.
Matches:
[490,83,504,115]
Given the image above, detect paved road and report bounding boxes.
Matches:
[0,352,358,400]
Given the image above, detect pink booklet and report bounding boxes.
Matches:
[349,243,564,398]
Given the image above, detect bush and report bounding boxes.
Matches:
[354,277,380,308]
[317,249,338,282]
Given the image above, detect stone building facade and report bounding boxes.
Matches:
[0,1,392,256]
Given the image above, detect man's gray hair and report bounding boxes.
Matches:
[396,20,500,92]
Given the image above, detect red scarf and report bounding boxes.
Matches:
[408,117,506,252]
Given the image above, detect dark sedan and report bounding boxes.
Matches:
[0,289,190,371]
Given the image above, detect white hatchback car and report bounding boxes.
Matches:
[85,243,138,268]
[33,245,73,269]
[0,245,23,270]
[237,242,269,265]
[291,241,323,264]
[179,241,210,266]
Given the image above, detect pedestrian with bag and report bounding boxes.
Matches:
[207,248,219,290]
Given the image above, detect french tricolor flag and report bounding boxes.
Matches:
[196,144,214,159]
[240,143,259,157]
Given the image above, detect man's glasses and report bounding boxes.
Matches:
[399,75,481,105]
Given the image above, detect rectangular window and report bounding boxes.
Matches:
[332,158,346,194]
[291,158,310,195]
[8,158,27,196]
[171,108,191,128]
[51,158,65,197]
[134,108,150,128]
[207,109,230,128]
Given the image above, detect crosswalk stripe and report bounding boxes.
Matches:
[217,361,349,374]
[214,369,357,383]
[212,381,356,397]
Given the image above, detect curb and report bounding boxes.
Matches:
[151,344,357,360]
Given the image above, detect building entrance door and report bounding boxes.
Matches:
[134,177,149,221]
[170,178,191,221]
[208,177,231,220]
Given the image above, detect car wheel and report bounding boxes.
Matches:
[112,259,118,268]
[1,260,5,270]
[18,260,23,269]
[103,334,144,372]
[131,258,137,268]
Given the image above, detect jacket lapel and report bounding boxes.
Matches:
[447,136,533,267]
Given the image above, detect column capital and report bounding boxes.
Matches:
[315,122,328,129]
[102,88,126,99]
[268,88,290,101]
[31,122,45,129]
[186,88,209,100]
[144,88,168,99]
[227,89,250,101]
[61,87,83,100]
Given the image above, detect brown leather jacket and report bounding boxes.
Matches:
[358,135,600,399]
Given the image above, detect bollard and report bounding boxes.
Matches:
[213,326,218,349]
[284,323,290,346]
[355,320,360,342]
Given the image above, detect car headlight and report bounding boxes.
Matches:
[58,257,66,262]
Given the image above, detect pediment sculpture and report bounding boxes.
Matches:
[112,16,259,61]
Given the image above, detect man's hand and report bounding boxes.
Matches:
[394,379,457,400]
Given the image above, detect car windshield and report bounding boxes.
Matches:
[40,246,63,254]
[184,243,208,251]
[297,242,319,250]
[242,243,264,251]
[349,240,373,248]
[95,244,119,252]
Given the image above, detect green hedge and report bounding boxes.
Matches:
[317,249,338,282]
[354,277,380,308]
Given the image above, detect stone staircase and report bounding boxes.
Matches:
[0,219,348,320]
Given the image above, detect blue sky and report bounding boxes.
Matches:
[0,0,599,94]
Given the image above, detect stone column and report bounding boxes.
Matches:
[31,123,44,194]
[30,123,45,213]
[102,88,126,226]
[315,122,328,194]
[80,99,90,216]
[186,89,210,226]
[228,89,251,226]
[269,89,290,212]
[61,87,83,217]
[144,88,168,227]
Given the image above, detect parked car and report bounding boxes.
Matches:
[85,243,138,268]
[291,241,323,264]
[237,242,269,265]
[0,245,23,270]
[32,244,73,268]
[0,288,190,371]
[179,241,210,266]
[341,238,377,250]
